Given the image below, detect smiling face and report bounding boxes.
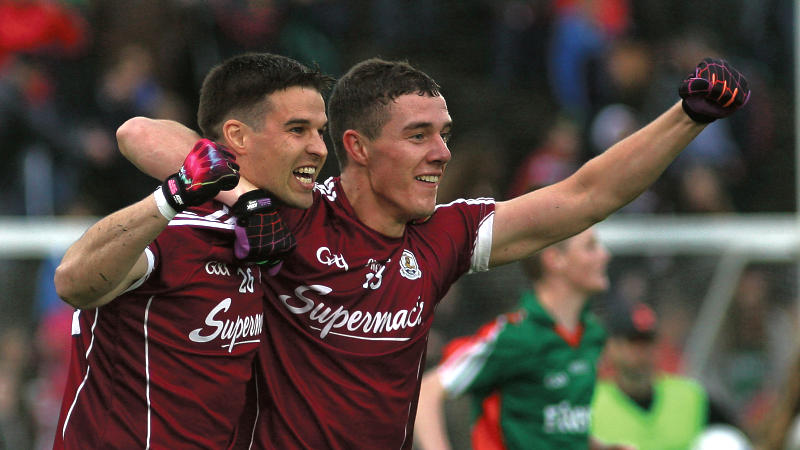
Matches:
[356,93,452,229]
[235,86,328,209]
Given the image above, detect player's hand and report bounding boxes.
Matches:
[161,138,240,212]
[231,189,297,273]
[678,57,750,123]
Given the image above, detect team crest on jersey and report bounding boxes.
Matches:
[399,249,422,280]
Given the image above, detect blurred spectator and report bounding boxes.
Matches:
[95,44,166,128]
[0,0,87,69]
[0,0,88,214]
[370,0,439,53]
[592,301,743,449]
[506,115,581,198]
[707,267,798,435]
[278,0,350,75]
[674,165,735,213]
[547,0,630,123]
[489,0,551,88]
[209,0,283,54]
[437,128,507,203]
[72,43,191,214]
[593,39,653,111]
[28,305,72,450]
[0,327,32,450]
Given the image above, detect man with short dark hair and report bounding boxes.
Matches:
[53,53,331,449]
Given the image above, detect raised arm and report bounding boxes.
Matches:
[414,371,453,450]
[117,117,256,204]
[54,139,240,309]
[489,58,750,266]
[117,117,199,179]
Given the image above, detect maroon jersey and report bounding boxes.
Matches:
[255,177,495,449]
[54,202,264,450]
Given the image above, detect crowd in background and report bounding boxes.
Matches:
[0,0,795,448]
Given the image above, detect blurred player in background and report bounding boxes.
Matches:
[415,227,633,450]
[118,56,750,448]
[591,301,747,449]
[52,53,330,448]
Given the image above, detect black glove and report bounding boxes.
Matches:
[678,57,750,123]
[161,138,239,212]
[231,190,297,272]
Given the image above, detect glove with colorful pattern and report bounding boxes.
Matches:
[678,57,750,123]
[161,138,240,211]
[231,189,297,273]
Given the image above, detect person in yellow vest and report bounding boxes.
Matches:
[591,301,747,450]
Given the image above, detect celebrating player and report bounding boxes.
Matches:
[53,53,331,449]
[117,56,750,448]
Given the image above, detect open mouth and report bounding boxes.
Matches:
[415,175,440,184]
[294,166,316,184]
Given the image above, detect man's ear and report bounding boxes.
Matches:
[540,247,564,273]
[342,129,368,166]
[221,119,247,156]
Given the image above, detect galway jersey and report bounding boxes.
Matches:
[55,201,264,450]
[436,291,606,449]
[254,177,495,449]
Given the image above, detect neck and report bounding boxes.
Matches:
[340,171,407,238]
[617,375,653,404]
[534,279,587,332]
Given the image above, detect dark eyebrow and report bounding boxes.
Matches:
[403,120,453,131]
[284,118,312,127]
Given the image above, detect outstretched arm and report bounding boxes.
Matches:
[414,371,453,450]
[55,139,240,309]
[489,58,750,266]
[491,101,700,265]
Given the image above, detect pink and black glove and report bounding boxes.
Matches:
[231,189,297,274]
[678,57,750,123]
[158,138,240,217]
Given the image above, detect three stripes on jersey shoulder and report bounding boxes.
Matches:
[167,208,237,230]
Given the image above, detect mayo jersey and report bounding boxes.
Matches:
[254,177,495,449]
[436,291,606,449]
[54,201,264,450]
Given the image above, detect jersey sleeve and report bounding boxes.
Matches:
[123,247,157,293]
[420,198,495,298]
[434,198,495,267]
[437,313,526,397]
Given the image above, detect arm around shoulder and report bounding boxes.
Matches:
[117,117,200,180]
[116,117,254,205]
